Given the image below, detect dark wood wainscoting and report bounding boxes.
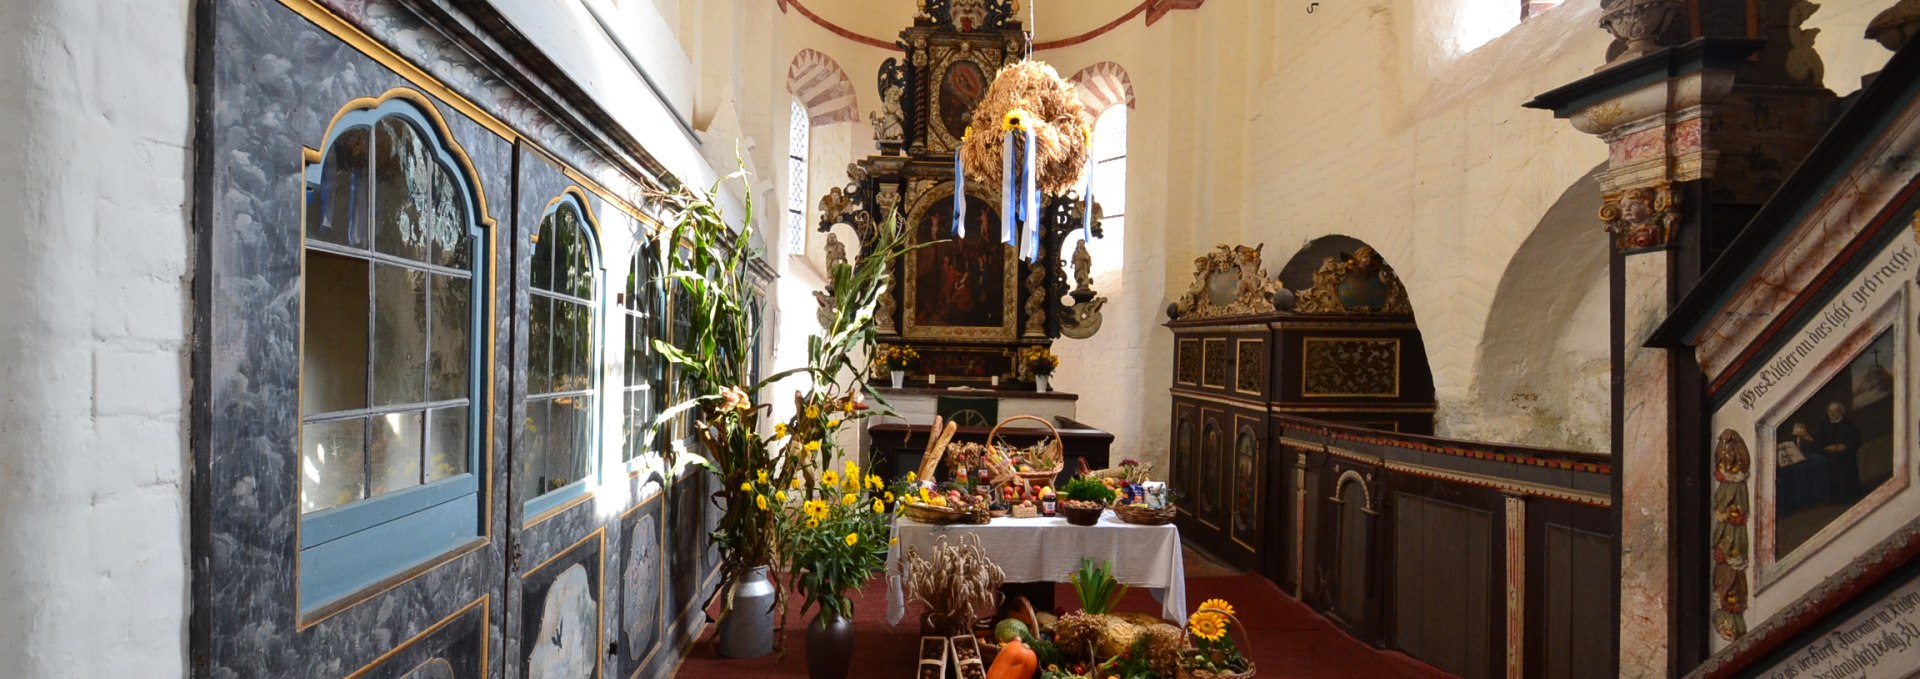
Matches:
[1253,417,1616,678]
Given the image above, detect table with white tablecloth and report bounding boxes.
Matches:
[884,511,1187,625]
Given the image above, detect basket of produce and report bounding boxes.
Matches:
[988,415,1066,488]
[1113,502,1177,526]
[1058,477,1115,526]
[902,495,991,525]
[1178,599,1257,679]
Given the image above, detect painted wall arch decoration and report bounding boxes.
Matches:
[787,48,859,127]
[1331,468,1379,515]
[1068,61,1135,119]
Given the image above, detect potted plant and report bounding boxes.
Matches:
[876,345,919,388]
[648,174,915,659]
[1058,477,1115,526]
[1022,345,1059,392]
[774,460,902,679]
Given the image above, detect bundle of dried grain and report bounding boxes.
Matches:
[960,59,1091,196]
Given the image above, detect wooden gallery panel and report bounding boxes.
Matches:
[1229,415,1265,556]
[1537,521,1613,679]
[1390,487,1497,679]
[1197,409,1230,531]
[1172,403,1199,513]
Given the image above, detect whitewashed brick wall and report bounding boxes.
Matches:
[0,0,193,677]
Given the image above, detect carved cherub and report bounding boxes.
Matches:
[818,187,852,226]
[1601,185,1678,251]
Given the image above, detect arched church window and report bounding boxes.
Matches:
[1073,105,1127,281]
[298,94,488,608]
[525,191,603,506]
[620,245,656,462]
[787,100,810,254]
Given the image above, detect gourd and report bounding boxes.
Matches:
[986,638,1038,679]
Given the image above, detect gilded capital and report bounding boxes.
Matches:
[1599,183,1680,252]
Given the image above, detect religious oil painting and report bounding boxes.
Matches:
[938,59,987,141]
[906,193,1013,339]
[521,533,602,679]
[1769,328,1899,558]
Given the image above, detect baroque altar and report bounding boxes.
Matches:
[817,0,1107,394]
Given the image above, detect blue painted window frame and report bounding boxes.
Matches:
[621,243,659,466]
[297,98,488,612]
[523,193,605,518]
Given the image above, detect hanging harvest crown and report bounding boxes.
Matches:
[951,59,1093,261]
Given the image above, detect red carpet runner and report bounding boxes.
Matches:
[673,573,1453,678]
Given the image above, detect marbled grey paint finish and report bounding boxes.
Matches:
[320,0,667,197]
[198,2,724,678]
[199,1,512,676]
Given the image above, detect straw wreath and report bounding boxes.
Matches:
[960,60,1092,196]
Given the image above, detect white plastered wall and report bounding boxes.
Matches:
[0,0,194,676]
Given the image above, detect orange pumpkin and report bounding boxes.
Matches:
[985,637,1037,679]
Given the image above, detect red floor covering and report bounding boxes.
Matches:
[673,574,1453,678]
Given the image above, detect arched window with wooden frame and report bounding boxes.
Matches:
[297,92,491,610]
[523,189,604,511]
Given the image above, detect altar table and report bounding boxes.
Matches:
[884,511,1188,625]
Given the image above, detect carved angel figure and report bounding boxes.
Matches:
[824,232,849,271]
[1070,239,1095,296]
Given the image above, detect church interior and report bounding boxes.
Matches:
[6,0,1920,677]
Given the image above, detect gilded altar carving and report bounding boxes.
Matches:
[1302,338,1400,397]
[870,59,907,148]
[1711,429,1752,641]
[1171,244,1288,319]
[1599,183,1679,252]
[1059,239,1107,340]
[1022,255,1047,337]
[1292,246,1413,315]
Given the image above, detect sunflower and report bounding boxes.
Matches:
[791,478,803,490]
[803,499,829,521]
[1188,612,1228,642]
[775,490,788,503]
[739,481,753,493]
[872,499,885,513]
[1199,599,1236,617]
[844,460,861,478]
[755,494,768,511]
[757,470,769,484]
[841,493,857,506]
[883,491,896,503]
[773,422,789,438]
[844,533,859,547]
[805,440,822,454]
[821,470,840,488]
[867,474,882,489]
[906,471,918,483]
[805,405,820,419]
[806,518,820,529]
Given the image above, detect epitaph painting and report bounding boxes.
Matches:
[1770,329,1898,557]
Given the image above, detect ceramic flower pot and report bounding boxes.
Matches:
[1035,374,1050,392]
[805,611,855,679]
[716,565,776,658]
[890,370,905,389]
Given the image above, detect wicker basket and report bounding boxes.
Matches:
[1113,503,1178,526]
[989,415,1064,486]
[1061,503,1104,526]
[903,501,990,525]
[1177,608,1257,679]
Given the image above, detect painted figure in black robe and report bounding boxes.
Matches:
[1816,401,1864,500]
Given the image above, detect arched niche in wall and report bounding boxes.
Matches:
[1471,164,1610,452]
